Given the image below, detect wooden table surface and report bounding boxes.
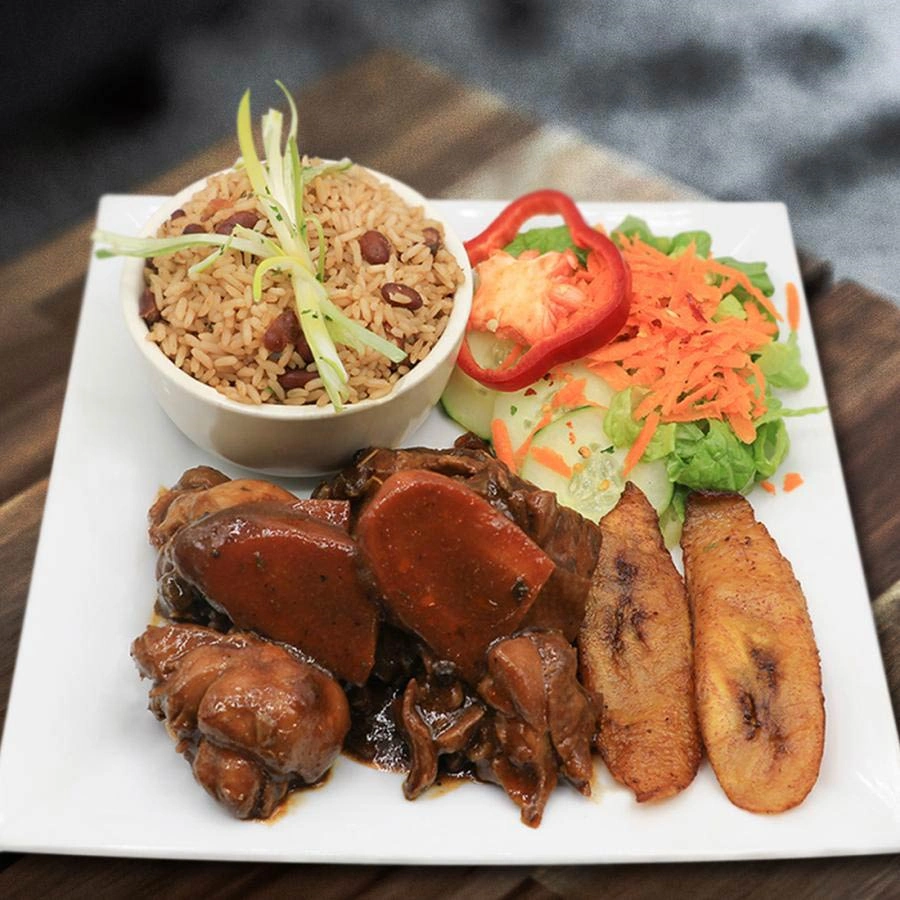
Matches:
[1,51,898,898]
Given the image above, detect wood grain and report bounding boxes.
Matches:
[0,47,898,897]
[0,480,46,740]
[810,282,900,597]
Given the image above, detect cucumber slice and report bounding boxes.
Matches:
[491,373,564,456]
[491,364,616,461]
[464,329,519,368]
[440,366,497,439]
[552,361,616,409]
[520,407,618,518]
[519,406,673,522]
[621,456,674,517]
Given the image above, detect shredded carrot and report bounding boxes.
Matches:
[783,472,804,492]
[552,377,589,409]
[586,235,782,457]
[491,418,516,470]
[760,480,777,495]
[786,281,801,333]
[529,446,574,479]
[623,410,660,476]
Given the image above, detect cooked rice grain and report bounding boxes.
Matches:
[145,164,461,405]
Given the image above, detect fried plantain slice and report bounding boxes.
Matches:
[681,491,825,813]
[578,483,701,802]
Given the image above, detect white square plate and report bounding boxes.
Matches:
[1,196,899,863]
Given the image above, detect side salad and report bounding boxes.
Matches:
[441,195,823,542]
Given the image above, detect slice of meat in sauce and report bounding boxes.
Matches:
[161,501,378,685]
[316,443,600,640]
[148,467,351,548]
[355,469,555,683]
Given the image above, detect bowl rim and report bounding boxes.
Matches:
[120,163,473,421]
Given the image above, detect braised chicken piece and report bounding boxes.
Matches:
[149,466,349,548]
[315,441,601,640]
[400,661,487,800]
[132,623,350,819]
[156,501,379,685]
[148,466,230,539]
[394,630,594,827]
[355,469,555,682]
[472,631,596,827]
[578,484,701,802]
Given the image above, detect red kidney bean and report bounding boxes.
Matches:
[295,331,314,364]
[139,287,161,325]
[169,208,186,220]
[263,309,301,352]
[381,282,423,311]
[214,210,259,234]
[278,368,318,391]
[359,230,392,264]
[182,223,205,235]
[422,227,442,254]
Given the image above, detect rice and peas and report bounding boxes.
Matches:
[142,164,462,406]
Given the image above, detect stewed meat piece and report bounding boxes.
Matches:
[149,476,298,548]
[394,630,596,827]
[400,671,486,800]
[473,631,596,827]
[355,469,555,682]
[148,466,348,548]
[148,465,230,545]
[132,623,350,819]
[156,501,379,685]
[315,442,601,640]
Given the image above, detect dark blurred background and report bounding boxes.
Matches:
[2,0,897,300]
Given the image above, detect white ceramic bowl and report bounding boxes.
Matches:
[121,167,473,476]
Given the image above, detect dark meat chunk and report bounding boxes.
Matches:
[394,647,488,799]
[390,630,595,826]
[148,465,231,542]
[132,623,350,819]
[401,677,486,800]
[148,467,349,548]
[149,474,298,549]
[342,624,424,771]
[315,444,600,640]
[472,632,596,828]
[355,469,555,683]
[157,501,378,685]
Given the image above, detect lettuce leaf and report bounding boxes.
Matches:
[751,419,790,479]
[714,256,775,298]
[669,229,712,259]
[504,225,588,264]
[603,388,676,460]
[611,216,672,254]
[612,216,713,259]
[713,293,747,321]
[666,420,757,492]
[755,330,809,389]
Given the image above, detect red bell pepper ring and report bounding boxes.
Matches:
[458,189,630,392]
